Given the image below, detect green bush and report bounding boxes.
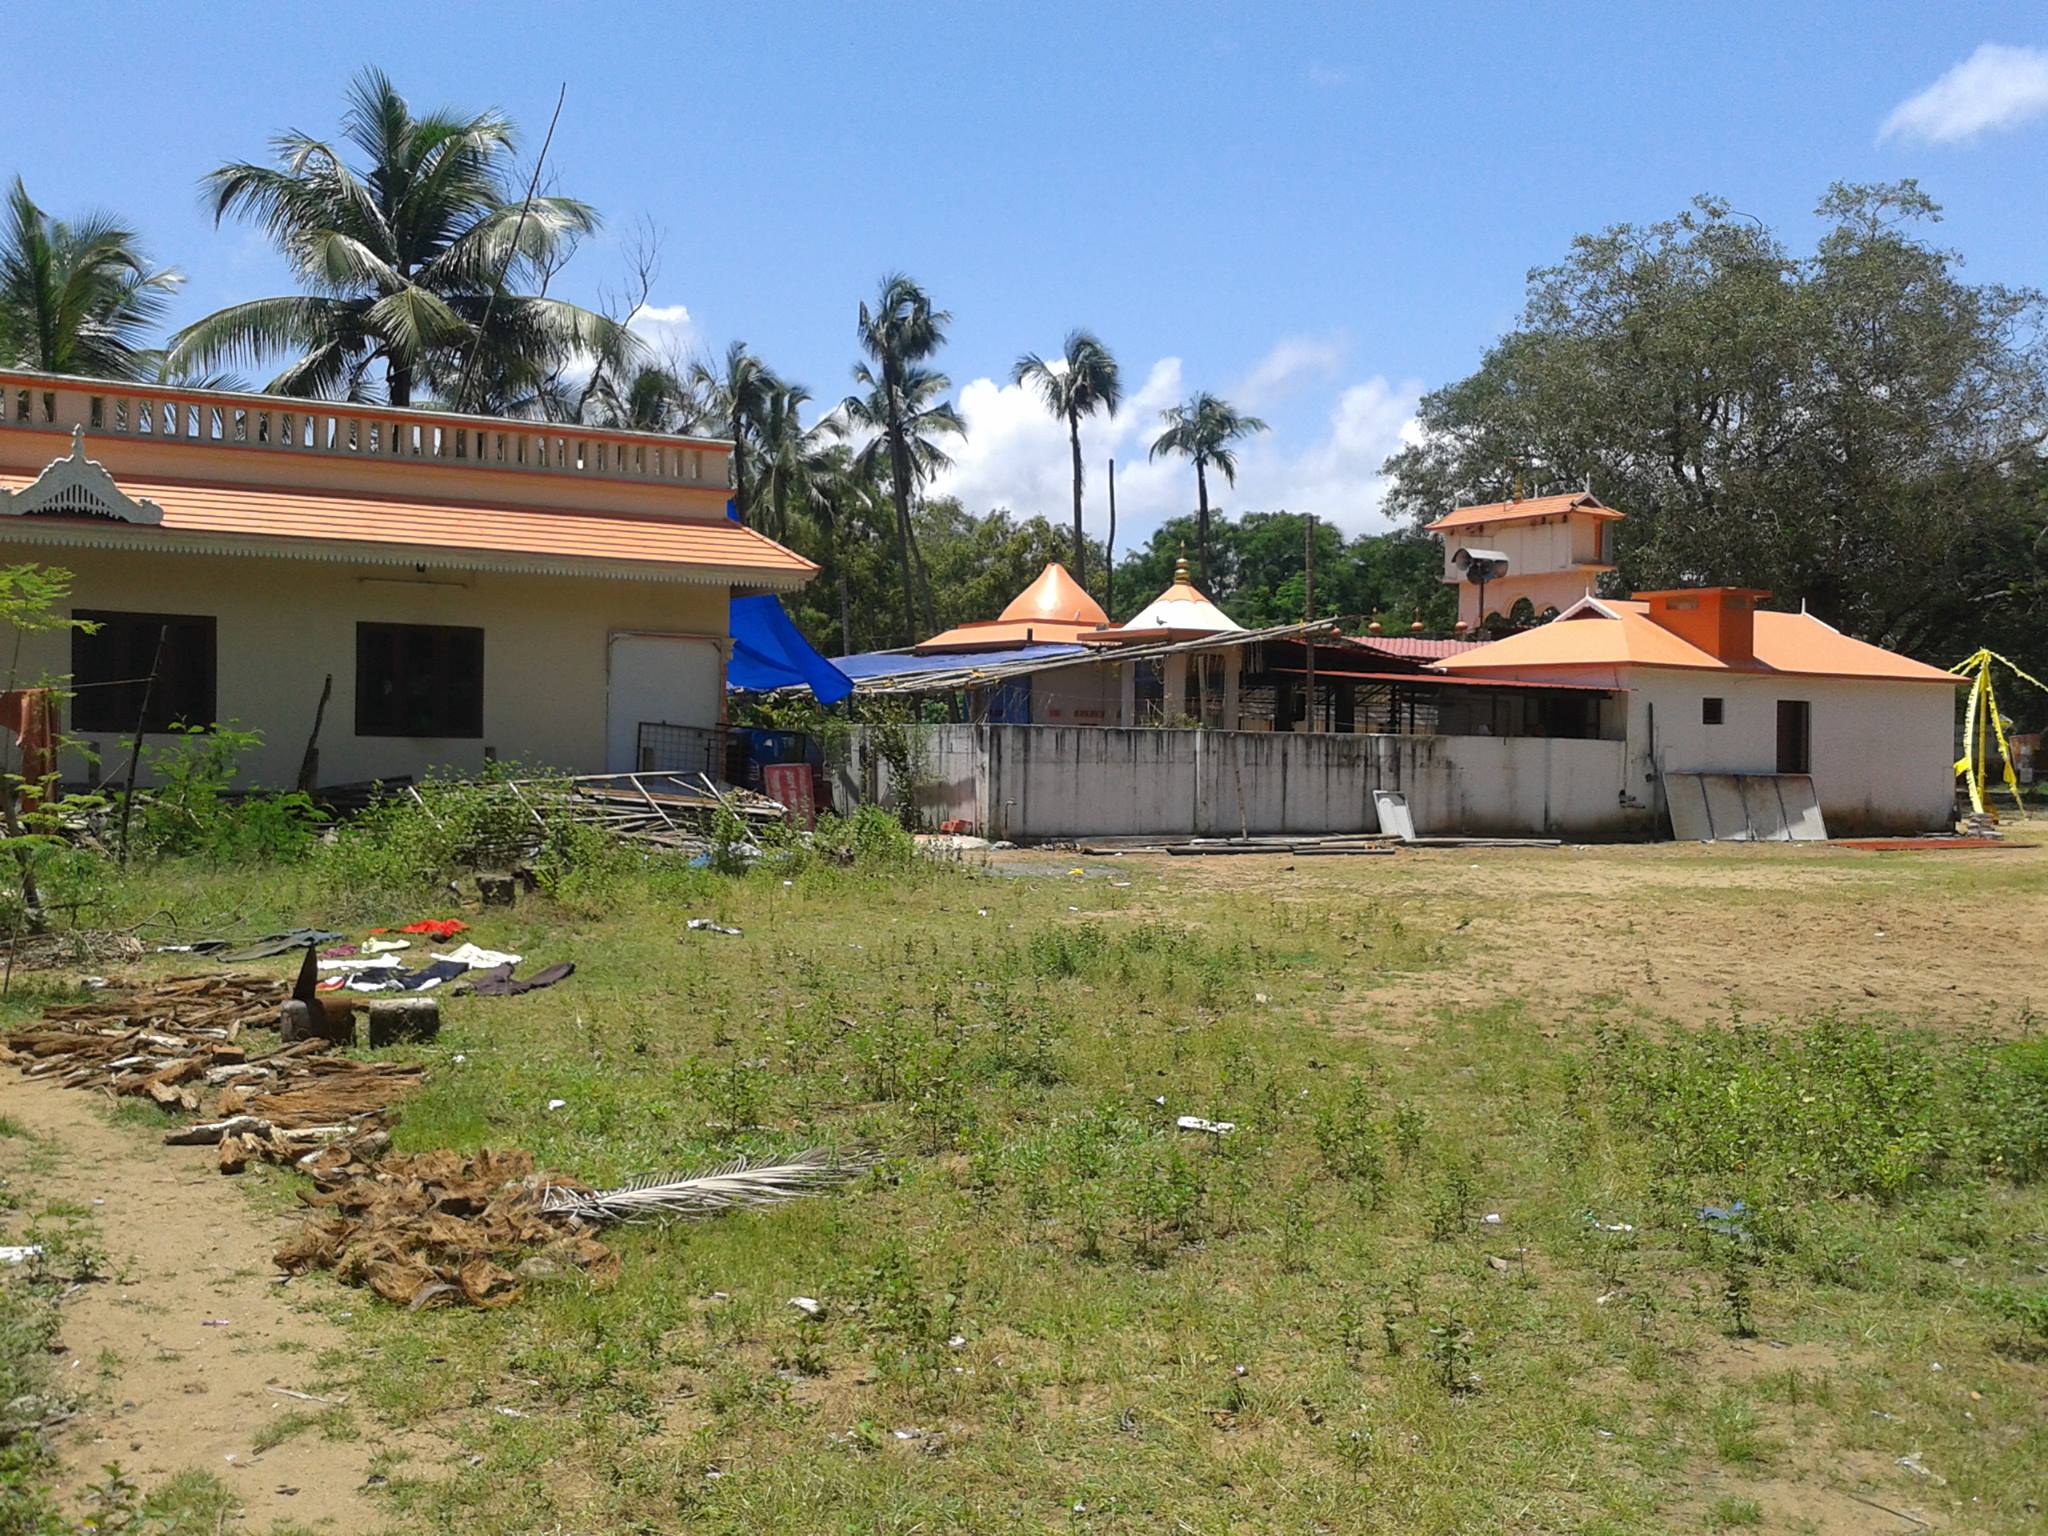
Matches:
[124,723,324,864]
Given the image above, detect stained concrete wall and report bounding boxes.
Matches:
[842,724,1638,840]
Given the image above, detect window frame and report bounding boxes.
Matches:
[353,621,485,740]
[1701,696,1725,726]
[70,609,218,734]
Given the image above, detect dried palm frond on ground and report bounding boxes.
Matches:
[276,1144,880,1309]
[540,1147,882,1223]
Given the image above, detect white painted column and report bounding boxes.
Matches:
[1221,650,1241,730]
[1163,654,1189,722]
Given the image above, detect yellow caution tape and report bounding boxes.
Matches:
[1947,648,2048,816]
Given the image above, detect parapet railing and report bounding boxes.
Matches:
[0,373,726,491]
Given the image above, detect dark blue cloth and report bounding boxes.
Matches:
[727,595,853,704]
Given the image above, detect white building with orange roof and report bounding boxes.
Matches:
[0,370,815,787]
[1437,588,1964,834]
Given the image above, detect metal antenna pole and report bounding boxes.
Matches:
[455,83,567,414]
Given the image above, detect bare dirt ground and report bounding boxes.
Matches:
[0,1075,402,1530]
[1117,837,2048,1029]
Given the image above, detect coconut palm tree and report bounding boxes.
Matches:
[1149,392,1269,588]
[689,341,781,523]
[795,435,873,655]
[844,274,963,642]
[580,361,701,435]
[1011,330,1120,590]
[168,67,627,408]
[0,178,182,379]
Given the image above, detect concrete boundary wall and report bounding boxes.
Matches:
[841,725,1640,840]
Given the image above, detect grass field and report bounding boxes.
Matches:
[9,823,2048,1533]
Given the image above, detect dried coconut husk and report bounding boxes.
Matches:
[276,1146,618,1310]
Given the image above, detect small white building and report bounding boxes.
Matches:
[1436,589,1963,834]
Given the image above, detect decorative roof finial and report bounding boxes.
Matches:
[1173,552,1192,585]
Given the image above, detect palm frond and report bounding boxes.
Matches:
[540,1146,880,1225]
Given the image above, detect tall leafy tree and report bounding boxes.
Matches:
[169,67,627,407]
[1381,184,2048,673]
[844,274,963,643]
[580,361,703,435]
[1011,329,1121,589]
[0,178,181,379]
[1148,393,1268,588]
[689,341,781,523]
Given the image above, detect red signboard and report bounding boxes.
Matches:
[762,763,817,830]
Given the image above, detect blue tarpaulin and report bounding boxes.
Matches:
[832,642,1089,681]
[727,595,853,703]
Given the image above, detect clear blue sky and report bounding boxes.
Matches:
[10,1,2046,536]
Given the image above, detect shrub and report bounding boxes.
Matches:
[125,723,325,864]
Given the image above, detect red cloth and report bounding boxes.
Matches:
[368,919,469,939]
[0,690,57,799]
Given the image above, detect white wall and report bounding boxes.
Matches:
[843,724,1637,840]
[18,544,728,787]
[1442,661,1959,834]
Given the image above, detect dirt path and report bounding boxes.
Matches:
[0,1074,398,1530]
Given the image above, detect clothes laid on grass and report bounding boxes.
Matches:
[432,943,522,970]
[218,929,345,962]
[395,960,470,992]
[369,919,468,939]
[318,954,403,973]
[458,961,575,998]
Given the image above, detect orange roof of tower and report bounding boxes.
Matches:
[915,562,1110,653]
[1426,491,1622,534]
[999,562,1108,626]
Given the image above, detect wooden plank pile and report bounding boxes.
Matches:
[0,972,423,1174]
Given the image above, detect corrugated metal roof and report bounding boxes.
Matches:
[849,620,1343,695]
[834,643,1089,680]
[0,469,816,587]
[1346,635,1487,661]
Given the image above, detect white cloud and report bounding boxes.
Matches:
[627,301,698,360]
[931,342,1424,545]
[1881,43,2048,144]
[1306,63,1355,88]
[1236,333,1347,409]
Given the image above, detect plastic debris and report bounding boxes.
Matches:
[1176,1116,1236,1136]
[687,919,742,937]
[1698,1201,1751,1237]
[546,1099,567,1112]
[0,1245,43,1265]
[789,1296,824,1319]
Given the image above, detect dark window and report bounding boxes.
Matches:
[71,611,216,733]
[1775,699,1811,775]
[355,623,484,738]
[1702,696,1724,726]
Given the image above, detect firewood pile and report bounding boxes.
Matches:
[0,973,423,1172]
[276,1145,618,1309]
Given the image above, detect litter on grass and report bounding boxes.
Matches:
[687,919,742,937]
[1175,1116,1236,1136]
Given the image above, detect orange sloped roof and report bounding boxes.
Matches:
[1436,599,1962,684]
[1425,492,1621,533]
[1000,562,1108,626]
[915,562,1111,652]
[0,470,815,587]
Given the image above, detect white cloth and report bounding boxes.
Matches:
[318,954,403,972]
[361,937,411,954]
[431,943,522,969]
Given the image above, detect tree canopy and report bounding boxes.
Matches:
[1382,182,2048,677]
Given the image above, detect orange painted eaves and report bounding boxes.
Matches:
[1425,492,1622,534]
[0,470,815,582]
[1435,603,1962,684]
